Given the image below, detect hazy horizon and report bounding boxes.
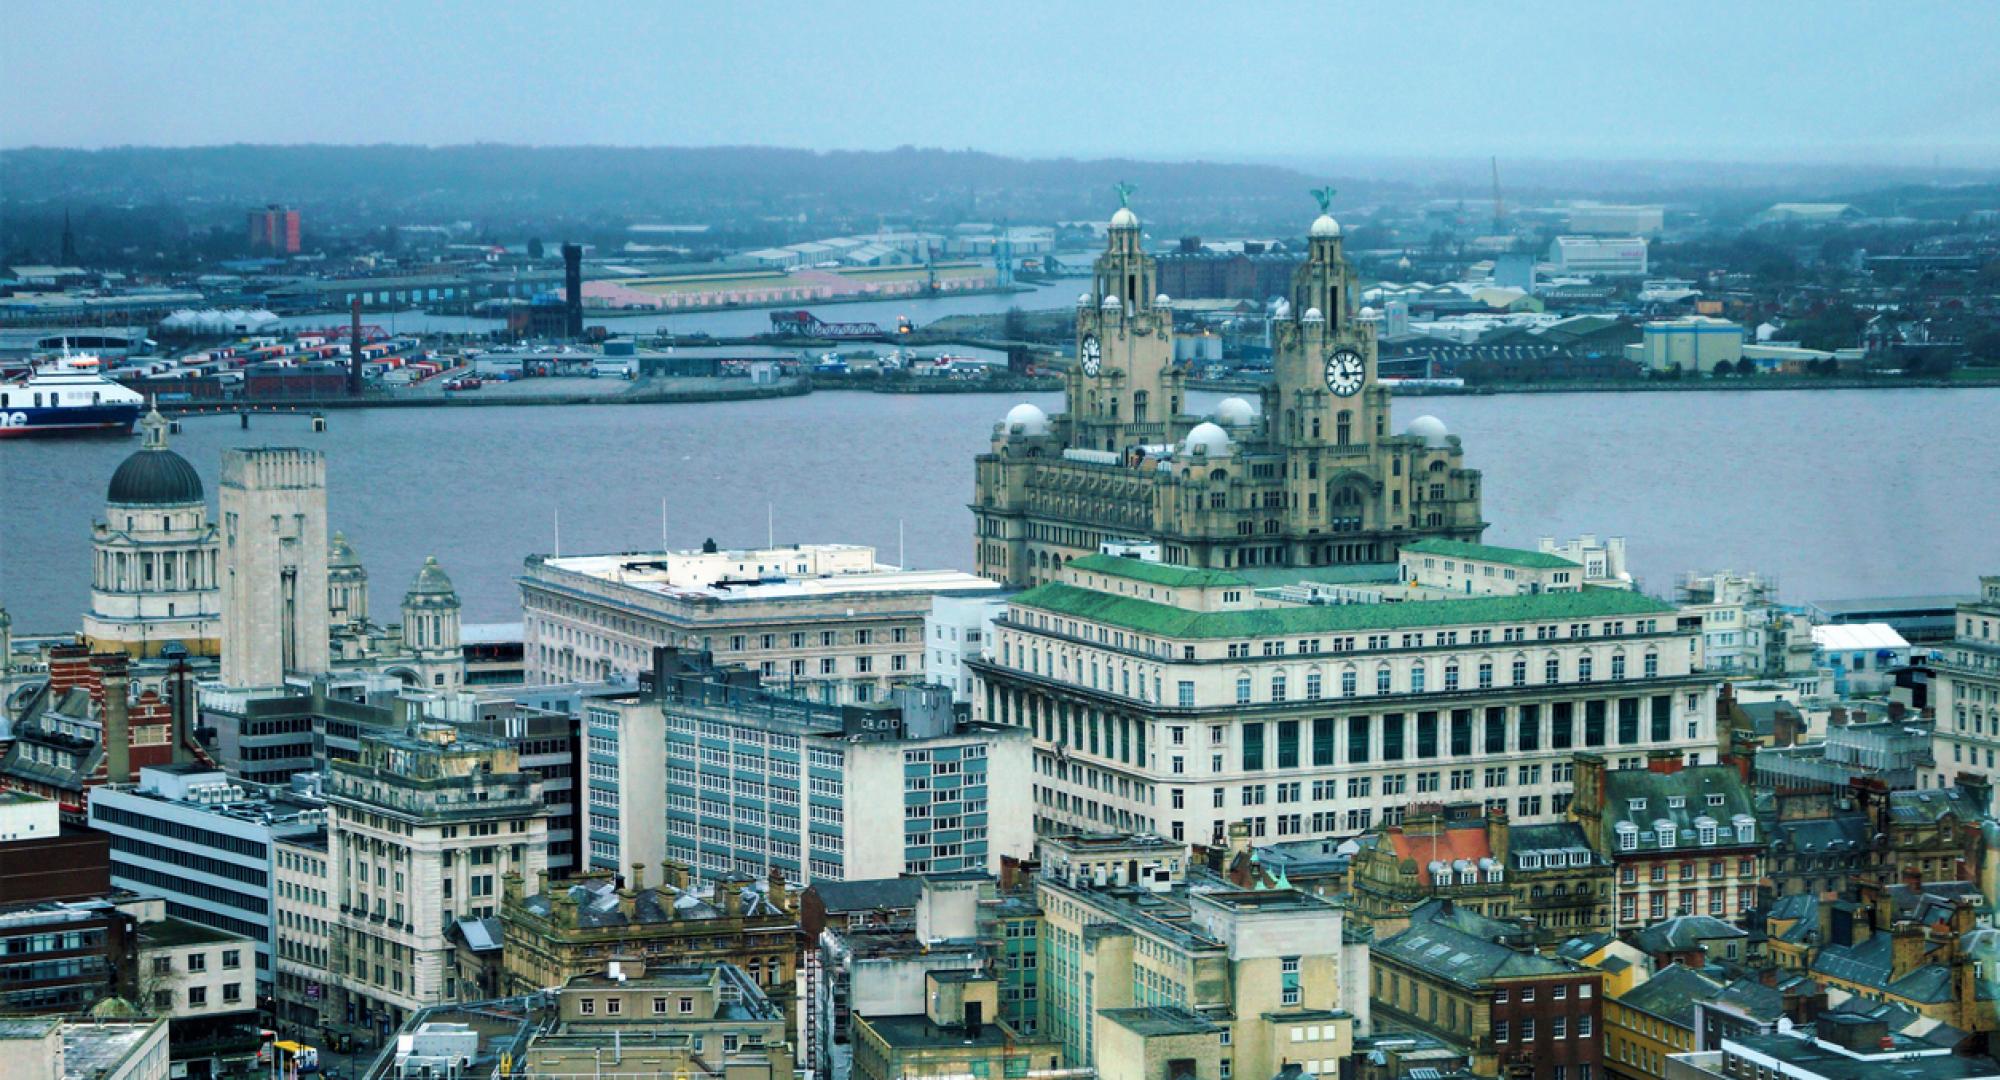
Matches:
[6,1,1998,168]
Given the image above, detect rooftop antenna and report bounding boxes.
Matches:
[554,507,562,559]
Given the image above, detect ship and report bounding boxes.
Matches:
[0,350,147,438]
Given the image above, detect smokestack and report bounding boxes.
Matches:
[562,243,583,339]
[349,298,363,395]
[102,658,132,784]
[170,658,194,765]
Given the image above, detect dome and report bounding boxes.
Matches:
[1109,206,1140,230]
[1214,397,1257,427]
[405,555,459,603]
[1358,306,1380,319]
[1003,403,1050,437]
[1310,213,1342,238]
[329,531,362,568]
[1101,295,1122,312]
[1405,415,1451,447]
[1302,307,1325,324]
[1182,421,1233,458]
[1155,293,1173,308]
[1076,292,1092,307]
[107,411,202,506]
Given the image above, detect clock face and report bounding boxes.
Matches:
[1080,334,1102,377]
[1325,347,1366,397]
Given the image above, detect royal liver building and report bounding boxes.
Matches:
[974,198,1487,586]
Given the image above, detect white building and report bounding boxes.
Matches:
[1566,204,1665,237]
[87,764,328,1000]
[1549,235,1649,277]
[924,594,1010,703]
[1932,576,2000,798]
[1626,316,1745,374]
[1811,623,1911,696]
[973,550,1717,846]
[131,901,258,1021]
[82,411,222,659]
[1538,534,1634,589]
[520,543,1001,703]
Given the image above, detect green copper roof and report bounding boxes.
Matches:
[1400,538,1581,570]
[1067,553,1247,588]
[1012,581,1676,640]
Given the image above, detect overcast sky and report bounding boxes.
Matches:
[7,1,1997,166]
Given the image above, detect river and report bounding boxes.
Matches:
[3,387,1996,631]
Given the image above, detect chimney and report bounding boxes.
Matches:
[767,867,790,913]
[661,859,691,893]
[554,886,578,927]
[169,659,194,765]
[535,868,550,898]
[561,243,584,338]
[348,298,364,395]
[1226,820,1252,864]
[630,863,647,893]
[101,657,132,784]
[1888,700,1907,722]
[47,644,91,696]
[1486,805,1511,868]
[1646,749,1684,775]
[1830,706,1849,728]
[1890,923,1926,982]
[1570,753,1607,822]
[503,870,522,903]
[720,876,744,918]
[1723,731,1758,783]
[617,885,638,923]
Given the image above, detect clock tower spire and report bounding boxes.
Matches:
[1067,187,1184,453]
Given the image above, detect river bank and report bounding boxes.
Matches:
[155,376,809,415]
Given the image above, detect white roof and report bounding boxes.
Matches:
[1812,623,1910,652]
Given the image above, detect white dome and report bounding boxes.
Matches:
[1182,421,1233,458]
[1110,206,1140,229]
[1405,415,1451,447]
[1358,306,1380,319]
[1302,307,1325,324]
[1101,295,1122,312]
[1155,293,1173,308]
[1214,397,1256,427]
[1310,213,1342,238]
[1003,403,1050,436]
[1076,292,1092,307]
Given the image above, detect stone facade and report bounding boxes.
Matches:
[82,412,222,659]
[1931,576,2000,800]
[974,206,1484,587]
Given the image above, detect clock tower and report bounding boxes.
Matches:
[1268,208,1385,456]
[1068,201,1185,453]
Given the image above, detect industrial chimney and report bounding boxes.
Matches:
[562,243,584,339]
[348,298,364,395]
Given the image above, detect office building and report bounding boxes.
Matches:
[520,542,999,701]
[643,652,1032,884]
[518,959,795,1080]
[1035,833,1365,1080]
[0,898,137,1015]
[0,1016,169,1080]
[0,792,113,905]
[129,898,262,1073]
[219,448,330,686]
[973,204,1485,588]
[1549,235,1649,277]
[972,548,1717,846]
[325,721,548,1040]
[926,593,1009,703]
[1933,577,2000,799]
[850,970,1063,1080]
[271,826,334,1032]
[82,410,222,659]
[87,762,328,997]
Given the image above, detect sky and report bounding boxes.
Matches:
[6,0,1998,167]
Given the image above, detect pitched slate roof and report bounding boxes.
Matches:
[1770,812,1870,855]
[1593,764,1758,855]
[1377,915,1578,990]
[1632,915,1749,955]
[1889,787,1982,825]
[809,877,922,914]
[1617,964,1725,1028]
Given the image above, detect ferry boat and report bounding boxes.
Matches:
[0,351,146,438]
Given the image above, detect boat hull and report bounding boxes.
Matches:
[0,404,143,438]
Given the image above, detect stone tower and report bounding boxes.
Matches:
[1065,204,1189,453]
[399,556,463,691]
[328,531,369,626]
[83,409,224,657]
[220,448,330,686]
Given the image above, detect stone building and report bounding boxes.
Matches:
[324,534,467,691]
[500,864,802,1023]
[973,549,1717,848]
[219,447,330,687]
[324,722,547,1041]
[1569,753,1764,929]
[974,203,1484,587]
[1034,833,1365,1080]
[850,970,1062,1080]
[1369,899,1603,1080]
[518,959,795,1080]
[1931,575,2000,800]
[82,410,222,659]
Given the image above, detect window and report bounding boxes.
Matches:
[222,949,241,969]
[188,953,207,973]
[189,986,207,1007]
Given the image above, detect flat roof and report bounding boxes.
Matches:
[861,1015,1023,1050]
[139,916,251,948]
[1099,1006,1219,1037]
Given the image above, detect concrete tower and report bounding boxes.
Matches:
[398,556,463,691]
[83,409,223,657]
[220,448,330,686]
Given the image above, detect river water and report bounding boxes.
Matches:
[3,386,1996,630]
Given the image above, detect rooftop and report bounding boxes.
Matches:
[860,1014,1027,1049]
[1012,580,1675,640]
[139,916,250,949]
[1098,1005,1220,1037]
[1728,1030,2000,1080]
[1400,538,1581,570]
[536,544,999,605]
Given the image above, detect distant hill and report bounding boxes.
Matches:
[0,144,1385,233]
